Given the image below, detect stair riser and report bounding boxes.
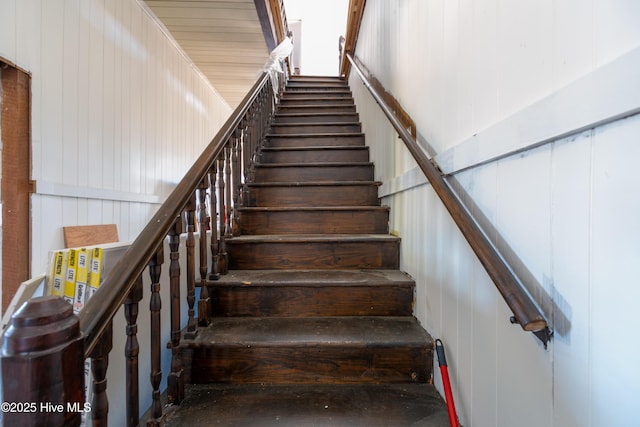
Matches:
[260,149,369,163]
[246,185,379,207]
[279,97,355,106]
[266,135,365,147]
[270,123,362,134]
[274,113,359,124]
[284,86,351,92]
[254,165,374,182]
[277,105,357,114]
[227,240,400,270]
[186,346,431,384]
[288,76,344,82]
[281,91,352,99]
[237,209,388,234]
[210,285,413,317]
[286,79,349,90]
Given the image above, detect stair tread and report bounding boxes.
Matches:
[255,162,372,167]
[237,206,389,211]
[160,383,449,427]
[278,103,356,108]
[246,180,381,187]
[282,89,351,93]
[279,99,353,104]
[271,122,358,126]
[266,132,364,137]
[285,85,349,91]
[280,93,353,97]
[227,234,399,243]
[261,146,368,151]
[275,112,358,117]
[281,93,352,96]
[187,316,431,347]
[215,269,413,287]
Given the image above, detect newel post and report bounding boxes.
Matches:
[1,296,85,427]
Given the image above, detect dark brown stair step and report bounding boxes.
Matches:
[279,96,355,106]
[285,83,349,90]
[227,234,399,270]
[284,85,352,93]
[245,181,380,207]
[183,316,432,384]
[289,75,344,82]
[273,112,359,124]
[270,122,361,134]
[265,133,365,147]
[237,206,388,234]
[287,78,347,85]
[277,104,357,114]
[281,90,352,99]
[209,269,413,317]
[260,146,369,163]
[253,163,374,182]
[160,384,448,427]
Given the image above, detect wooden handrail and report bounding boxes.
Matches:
[346,53,552,344]
[78,72,270,355]
[340,0,367,79]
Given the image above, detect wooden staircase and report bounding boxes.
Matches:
[165,76,449,426]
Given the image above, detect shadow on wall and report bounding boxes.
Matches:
[446,175,572,342]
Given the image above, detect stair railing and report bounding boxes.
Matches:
[346,52,552,347]
[1,70,280,427]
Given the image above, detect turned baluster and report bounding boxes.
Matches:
[167,218,184,404]
[124,275,143,427]
[269,82,276,124]
[240,118,250,188]
[197,177,212,326]
[147,246,164,427]
[261,86,270,138]
[257,91,265,152]
[243,115,252,178]
[219,145,229,274]
[90,321,113,427]
[225,141,233,238]
[208,167,220,280]
[184,195,198,339]
[249,105,259,182]
[269,79,276,113]
[246,107,253,169]
[250,104,258,167]
[232,130,242,229]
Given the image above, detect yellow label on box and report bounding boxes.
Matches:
[64,249,78,304]
[50,251,67,296]
[89,247,104,289]
[73,249,90,313]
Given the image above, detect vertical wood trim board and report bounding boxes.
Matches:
[1,64,31,313]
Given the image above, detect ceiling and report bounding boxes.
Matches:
[143,0,273,108]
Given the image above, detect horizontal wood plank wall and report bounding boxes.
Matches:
[351,1,640,426]
[0,0,232,275]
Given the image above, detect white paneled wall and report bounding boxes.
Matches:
[351,0,640,425]
[0,0,231,274]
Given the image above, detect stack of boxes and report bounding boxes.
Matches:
[48,247,104,312]
[47,246,105,426]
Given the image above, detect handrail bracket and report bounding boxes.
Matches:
[510,316,554,349]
